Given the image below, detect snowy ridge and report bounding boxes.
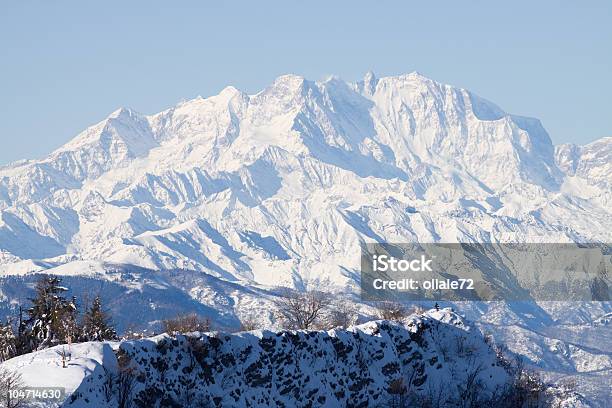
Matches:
[555,137,612,189]
[2,309,587,407]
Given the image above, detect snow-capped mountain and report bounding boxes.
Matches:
[1,72,610,289]
[0,71,610,405]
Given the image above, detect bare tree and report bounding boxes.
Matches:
[55,346,71,368]
[101,367,115,404]
[374,301,407,322]
[508,356,546,408]
[409,305,426,315]
[238,315,258,331]
[387,378,408,408]
[0,367,27,408]
[425,380,450,408]
[116,351,136,408]
[457,361,485,408]
[273,289,332,330]
[325,300,359,329]
[162,314,210,334]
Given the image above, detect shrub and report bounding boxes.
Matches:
[162,314,210,334]
[273,289,332,330]
[374,301,407,322]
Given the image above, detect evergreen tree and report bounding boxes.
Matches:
[60,296,80,345]
[26,276,77,350]
[82,296,117,341]
[0,321,16,362]
[14,305,33,356]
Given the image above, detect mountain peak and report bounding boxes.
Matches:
[407,70,426,78]
[219,85,242,96]
[108,106,137,119]
[57,107,148,153]
[269,74,307,94]
[362,70,378,95]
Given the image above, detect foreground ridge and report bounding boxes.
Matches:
[2,309,585,407]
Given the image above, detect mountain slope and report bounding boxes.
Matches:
[1,72,610,290]
[555,137,611,189]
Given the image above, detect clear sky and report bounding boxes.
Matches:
[1,1,610,165]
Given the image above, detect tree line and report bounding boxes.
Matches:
[0,275,117,362]
[0,277,430,363]
[161,288,420,335]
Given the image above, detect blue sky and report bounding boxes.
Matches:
[1,1,610,165]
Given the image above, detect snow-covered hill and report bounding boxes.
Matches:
[1,309,588,407]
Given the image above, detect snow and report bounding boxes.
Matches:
[0,71,610,405]
[2,342,117,407]
[0,309,527,407]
